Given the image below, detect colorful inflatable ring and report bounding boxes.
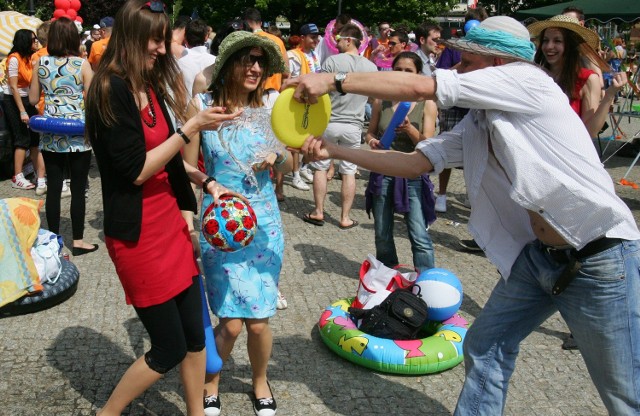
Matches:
[318,297,469,375]
[29,115,85,136]
[324,19,370,55]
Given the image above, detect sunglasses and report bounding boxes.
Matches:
[231,21,244,30]
[32,37,39,43]
[244,54,267,68]
[141,1,166,13]
[388,41,398,47]
[335,35,357,42]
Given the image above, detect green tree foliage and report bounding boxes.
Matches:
[4,0,461,32]
[180,0,456,32]
[477,0,564,16]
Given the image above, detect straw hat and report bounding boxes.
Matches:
[207,31,286,85]
[527,15,600,51]
[442,16,536,62]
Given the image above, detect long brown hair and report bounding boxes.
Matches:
[47,18,80,57]
[534,27,582,102]
[210,47,266,111]
[86,0,187,134]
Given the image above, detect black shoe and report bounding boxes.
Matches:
[204,394,221,416]
[561,334,579,351]
[72,244,99,256]
[253,382,277,416]
[459,239,482,252]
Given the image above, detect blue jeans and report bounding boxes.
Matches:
[371,176,434,272]
[455,239,640,415]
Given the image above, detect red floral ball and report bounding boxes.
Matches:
[202,195,257,252]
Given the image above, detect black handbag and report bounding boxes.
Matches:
[348,287,429,340]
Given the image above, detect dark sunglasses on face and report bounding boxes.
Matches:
[244,54,266,68]
[388,41,398,47]
[141,1,166,13]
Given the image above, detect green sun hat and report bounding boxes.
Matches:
[207,31,286,85]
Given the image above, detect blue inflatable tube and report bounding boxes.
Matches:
[199,275,223,374]
[379,101,411,149]
[29,115,85,136]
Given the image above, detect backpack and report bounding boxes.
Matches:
[348,287,429,340]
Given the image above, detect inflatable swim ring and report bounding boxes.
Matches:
[318,297,468,375]
[29,115,85,136]
[0,259,79,317]
[324,19,370,55]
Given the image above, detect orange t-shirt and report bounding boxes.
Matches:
[31,47,48,114]
[88,37,109,68]
[256,31,288,91]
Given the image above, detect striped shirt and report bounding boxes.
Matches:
[417,62,640,279]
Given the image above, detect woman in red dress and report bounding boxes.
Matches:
[86,1,241,414]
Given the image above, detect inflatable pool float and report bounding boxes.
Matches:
[0,259,80,317]
[318,297,468,375]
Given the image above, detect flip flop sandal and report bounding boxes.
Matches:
[302,213,324,226]
[338,220,359,230]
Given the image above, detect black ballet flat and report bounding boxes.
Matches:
[72,244,99,256]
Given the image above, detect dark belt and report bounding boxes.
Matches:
[541,237,623,295]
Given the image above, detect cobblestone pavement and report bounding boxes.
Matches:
[1,118,639,415]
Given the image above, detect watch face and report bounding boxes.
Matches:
[336,72,347,81]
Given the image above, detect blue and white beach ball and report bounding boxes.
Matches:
[413,268,463,322]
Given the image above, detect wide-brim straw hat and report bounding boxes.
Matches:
[442,16,536,62]
[206,31,286,85]
[527,15,600,51]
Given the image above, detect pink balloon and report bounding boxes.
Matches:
[65,9,77,20]
[53,8,66,19]
[69,0,81,11]
[75,16,83,23]
[54,0,70,10]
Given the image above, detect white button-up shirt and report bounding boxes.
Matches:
[417,62,640,279]
[178,45,216,98]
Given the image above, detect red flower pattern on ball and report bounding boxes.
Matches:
[202,195,258,252]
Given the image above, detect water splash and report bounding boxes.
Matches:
[217,107,286,189]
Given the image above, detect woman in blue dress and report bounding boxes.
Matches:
[183,31,291,416]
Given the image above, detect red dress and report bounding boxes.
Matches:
[106,89,199,308]
[569,68,596,117]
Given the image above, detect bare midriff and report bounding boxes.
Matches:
[528,210,569,247]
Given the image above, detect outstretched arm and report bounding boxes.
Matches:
[282,71,437,104]
[299,135,433,179]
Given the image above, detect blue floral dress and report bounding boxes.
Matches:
[199,98,284,319]
[37,56,90,152]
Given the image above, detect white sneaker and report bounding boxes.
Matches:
[299,167,314,183]
[12,173,35,190]
[35,184,47,196]
[435,194,447,213]
[276,290,288,310]
[61,181,71,198]
[291,176,310,191]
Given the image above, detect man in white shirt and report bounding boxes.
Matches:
[414,22,442,76]
[286,16,640,416]
[178,18,216,98]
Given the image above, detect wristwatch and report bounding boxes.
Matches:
[334,72,347,95]
[202,176,216,194]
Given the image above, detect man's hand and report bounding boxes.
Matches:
[299,135,333,162]
[281,73,335,104]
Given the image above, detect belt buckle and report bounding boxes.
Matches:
[544,244,568,263]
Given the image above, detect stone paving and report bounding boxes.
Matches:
[1,117,640,415]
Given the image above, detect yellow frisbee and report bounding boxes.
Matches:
[271,88,331,148]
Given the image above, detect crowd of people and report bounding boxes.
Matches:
[1,1,640,415]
